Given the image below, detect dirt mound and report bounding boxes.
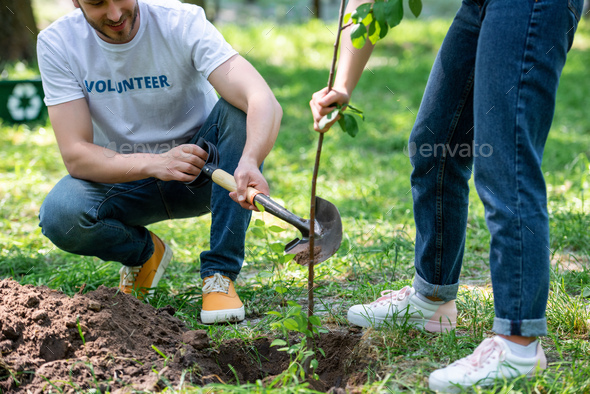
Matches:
[0,279,365,393]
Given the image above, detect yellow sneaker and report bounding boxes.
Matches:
[119,232,173,299]
[201,273,245,324]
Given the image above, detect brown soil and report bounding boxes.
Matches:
[294,246,323,266]
[0,279,367,393]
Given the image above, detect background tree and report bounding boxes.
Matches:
[313,0,321,19]
[183,0,220,22]
[0,0,39,65]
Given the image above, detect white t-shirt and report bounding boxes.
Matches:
[37,0,237,154]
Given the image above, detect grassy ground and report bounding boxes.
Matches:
[1,18,590,393]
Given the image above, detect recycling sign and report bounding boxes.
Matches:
[0,80,47,124]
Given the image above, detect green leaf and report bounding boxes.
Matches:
[270,242,284,254]
[337,116,346,132]
[342,114,359,137]
[266,310,282,316]
[583,286,590,298]
[309,315,321,326]
[257,271,273,278]
[350,23,368,49]
[275,286,288,294]
[250,226,265,238]
[369,21,387,45]
[281,253,295,263]
[385,0,403,28]
[318,347,326,357]
[270,339,287,347]
[409,0,422,18]
[269,225,285,233]
[378,19,389,39]
[294,315,308,331]
[311,359,319,370]
[350,2,372,23]
[318,108,339,130]
[361,11,373,27]
[255,201,265,212]
[346,103,365,120]
[287,306,302,317]
[254,219,265,227]
[368,20,380,45]
[343,12,351,25]
[287,300,300,307]
[283,318,299,331]
[372,2,387,24]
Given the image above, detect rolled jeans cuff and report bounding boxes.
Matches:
[493,317,547,337]
[412,273,459,303]
[201,269,238,282]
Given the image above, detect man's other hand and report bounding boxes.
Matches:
[155,144,208,182]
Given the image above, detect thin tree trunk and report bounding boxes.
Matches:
[0,0,39,64]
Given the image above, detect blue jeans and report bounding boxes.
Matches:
[409,0,583,336]
[39,98,251,281]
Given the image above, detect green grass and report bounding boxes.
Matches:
[1,18,590,393]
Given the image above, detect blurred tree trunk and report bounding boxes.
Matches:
[0,0,39,64]
[313,0,321,19]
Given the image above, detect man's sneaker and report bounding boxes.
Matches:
[119,232,173,299]
[347,286,456,332]
[201,273,245,324]
[429,336,547,393]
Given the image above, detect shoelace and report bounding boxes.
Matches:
[202,273,230,294]
[120,266,141,288]
[454,338,504,370]
[370,286,412,307]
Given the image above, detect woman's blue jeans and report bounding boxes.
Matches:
[39,98,251,281]
[409,0,583,336]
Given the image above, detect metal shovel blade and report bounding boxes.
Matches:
[198,158,343,266]
[284,196,342,265]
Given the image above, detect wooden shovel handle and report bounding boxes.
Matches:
[210,168,263,205]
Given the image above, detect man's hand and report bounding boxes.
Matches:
[152,144,209,182]
[310,87,350,133]
[230,159,270,211]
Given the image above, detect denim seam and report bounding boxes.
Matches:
[568,0,581,21]
[155,180,175,220]
[434,67,476,285]
[203,123,219,140]
[510,1,538,331]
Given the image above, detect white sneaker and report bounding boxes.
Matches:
[347,286,456,332]
[429,336,547,393]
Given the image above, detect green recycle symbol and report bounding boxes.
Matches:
[7,83,43,121]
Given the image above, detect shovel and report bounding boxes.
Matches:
[199,163,342,265]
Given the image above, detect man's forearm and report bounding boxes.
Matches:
[62,142,163,183]
[239,92,282,167]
